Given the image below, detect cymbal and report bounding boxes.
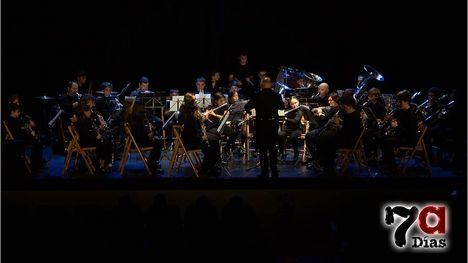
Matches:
[95,91,118,95]
[34,95,56,100]
[141,90,155,94]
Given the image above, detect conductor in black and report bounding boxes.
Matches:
[245,77,285,178]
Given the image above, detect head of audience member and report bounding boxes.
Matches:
[368,87,381,104]
[100,82,113,97]
[340,94,357,114]
[396,90,411,110]
[318,83,330,97]
[328,92,340,108]
[196,77,206,93]
[138,76,149,92]
[260,77,273,89]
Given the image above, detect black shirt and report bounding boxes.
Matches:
[6,116,30,140]
[368,100,387,120]
[95,96,117,120]
[338,110,362,148]
[179,109,204,150]
[75,117,99,146]
[245,89,285,120]
[394,107,419,145]
[311,94,329,107]
[59,94,78,119]
[284,108,302,132]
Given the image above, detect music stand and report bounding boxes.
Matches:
[168,96,184,112]
[195,94,211,109]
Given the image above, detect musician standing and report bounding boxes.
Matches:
[381,90,419,173]
[75,70,89,93]
[311,83,330,107]
[230,52,255,99]
[278,97,303,162]
[245,77,284,178]
[209,71,222,94]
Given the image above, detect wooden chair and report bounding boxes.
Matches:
[336,127,369,176]
[3,121,32,174]
[119,123,155,175]
[62,124,96,175]
[396,125,432,176]
[167,125,202,177]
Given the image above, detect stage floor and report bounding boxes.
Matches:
[31,146,459,181]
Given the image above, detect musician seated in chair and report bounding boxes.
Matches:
[306,94,361,175]
[6,104,45,172]
[311,83,330,107]
[381,90,419,173]
[130,76,150,97]
[96,82,117,120]
[125,103,164,174]
[179,93,221,177]
[278,97,303,162]
[310,92,341,129]
[74,95,113,173]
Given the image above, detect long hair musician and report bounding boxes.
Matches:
[74,95,113,173]
[179,93,221,177]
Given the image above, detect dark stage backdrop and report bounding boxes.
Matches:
[3,0,467,102]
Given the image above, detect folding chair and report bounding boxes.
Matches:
[62,124,96,175]
[336,127,369,176]
[119,123,155,175]
[396,125,432,176]
[3,121,32,174]
[167,125,202,177]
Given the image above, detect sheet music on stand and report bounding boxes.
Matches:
[195,94,211,109]
[167,96,185,112]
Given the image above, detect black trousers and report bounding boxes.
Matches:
[81,138,113,164]
[278,129,302,156]
[185,129,221,176]
[306,128,338,171]
[256,120,279,176]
